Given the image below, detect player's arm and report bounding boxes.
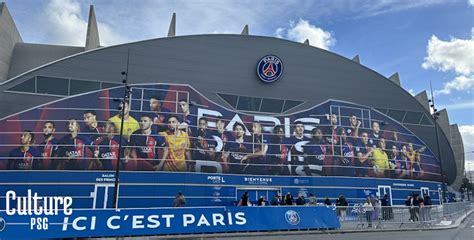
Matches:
[354,121,361,137]
[155,147,168,171]
[89,146,103,170]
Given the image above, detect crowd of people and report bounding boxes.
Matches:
[4,96,434,181]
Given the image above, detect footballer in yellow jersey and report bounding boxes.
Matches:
[157,115,191,172]
[108,101,139,141]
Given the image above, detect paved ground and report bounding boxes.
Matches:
[215,213,473,240]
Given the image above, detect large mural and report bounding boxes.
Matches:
[0,84,441,181]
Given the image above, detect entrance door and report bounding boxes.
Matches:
[236,187,280,206]
[421,187,430,198]
[378,185,393,206]
[92,184,115,209]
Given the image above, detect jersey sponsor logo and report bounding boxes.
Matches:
[257,55,283,83]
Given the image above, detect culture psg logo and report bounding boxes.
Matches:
[257,55,283,83]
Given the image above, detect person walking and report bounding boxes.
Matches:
[363,198,374,227]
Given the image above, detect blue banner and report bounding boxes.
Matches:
[0,206,340,239]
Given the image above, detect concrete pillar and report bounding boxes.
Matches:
[0,2,23,82]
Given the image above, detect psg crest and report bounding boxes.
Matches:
[257,55,283,83]
[285,210,300,225]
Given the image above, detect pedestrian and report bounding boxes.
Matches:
[405,195,415,222]
[285,192,294,206]
[363,198,374,227]
[412,193,420,221]
[324,197,331,206]
[418,195,425,224]
[308,193,317,205]
[270,193,281,206]
[423,194,432,224]
[381,194,389,220]
[336,194,348,221]
[172,192,186,207]
[257,196,265,206]
[296,193,305,205]
[238,191,249,206]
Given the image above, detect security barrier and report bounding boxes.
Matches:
[335,201,471,229]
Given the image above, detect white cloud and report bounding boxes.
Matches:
[469,0,474,7]
[422,34,474,76]
[43,0,127,47]
[434,75,474,95]
[423,29,474,95]
[274,19,335,50]
[439,100,474,110]
[460,125,474,170]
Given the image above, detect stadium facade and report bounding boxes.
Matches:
[0,3,466,209]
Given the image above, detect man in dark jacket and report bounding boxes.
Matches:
[173,192,186,207]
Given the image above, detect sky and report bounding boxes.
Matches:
[3,0,474,169]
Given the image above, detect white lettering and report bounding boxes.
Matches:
[235,212,246,225]
[197,214,211,226]
[183,214,195,227]
[132,215,145,229]
[107,216,121,230]
[147,215,160,228]
[212,213,225,226]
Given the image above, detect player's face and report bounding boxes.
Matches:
[275,127,284,138]
[313,129,323,141]
[149,99,160,111]
[120,102,130,115]
[168,117,179,131]
[234,125,244,138]
[67,120,79,133]
[252,123,262,135]
[392,145,398,155]
[341,130,347,142]
[331,114,338,125]
[105,122,115,134]
[139,117,153,130]
[178,101,189,113]
[350,115,357,126]
[217,120,225,132]
[401,145,407,155]
[83,113,96,127]
[372,122,380,133]
[198,120,207,131]
[20,132,32,145]
[408,143,414,151]
[379,139,386,150]
[392,131,398,141]
[43,123,55,137]
[361,133,368,144]
[294,123,304,135]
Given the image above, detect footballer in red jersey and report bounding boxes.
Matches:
[8,130,40,170]
[37,121,59,170]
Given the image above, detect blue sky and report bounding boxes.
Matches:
[3,0,474,167]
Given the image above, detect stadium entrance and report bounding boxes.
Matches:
[378,185,393,205]
[236,187,280,205]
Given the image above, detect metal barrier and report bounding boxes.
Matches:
[334,201,471,229]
